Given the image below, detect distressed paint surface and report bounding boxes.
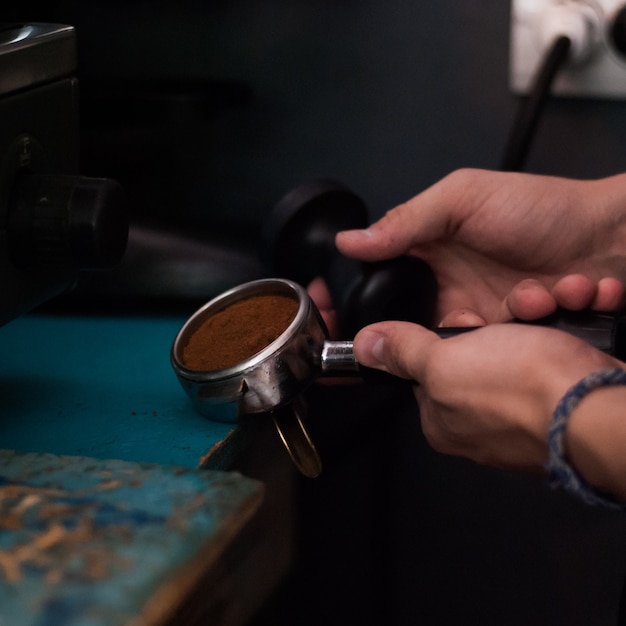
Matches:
[0,449,263,626]
[0,315,236,468]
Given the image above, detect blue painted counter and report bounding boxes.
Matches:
[0,314,295,626]
[0,314,235,468]
[0,449,263,626]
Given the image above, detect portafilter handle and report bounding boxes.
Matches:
[320,310,626,380]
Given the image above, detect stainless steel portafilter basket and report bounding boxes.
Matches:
[171,278,366,476]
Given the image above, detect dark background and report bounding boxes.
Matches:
[6,2,626,624]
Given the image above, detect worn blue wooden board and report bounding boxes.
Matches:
[0,449,263,626]
[0,314,235,468]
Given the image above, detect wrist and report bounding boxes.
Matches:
[565,381,626,503]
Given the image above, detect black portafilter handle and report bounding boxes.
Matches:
[265,180,626,359]
[437,310,626,360]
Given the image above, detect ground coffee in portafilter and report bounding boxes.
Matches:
[182,294,299,371]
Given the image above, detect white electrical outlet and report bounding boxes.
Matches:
[510,0,626,98]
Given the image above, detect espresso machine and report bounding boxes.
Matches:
[0,22,127,326]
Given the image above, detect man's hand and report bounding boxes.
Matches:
[336,168,626,325]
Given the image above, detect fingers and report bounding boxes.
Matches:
[505,275,626,322]
[307,277,339,338]
[592,277,626,311]
[551,274,626,312]
[504,279,559,321]
[307,276,333,309]
[551,274,599,311]
[353,321,440,380]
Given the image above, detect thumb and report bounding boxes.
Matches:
[335,202,447,262]
[335,176,464,262]
[353,321,440,381]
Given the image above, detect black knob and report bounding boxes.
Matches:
[8,173,128,270]
[610,5,626,58]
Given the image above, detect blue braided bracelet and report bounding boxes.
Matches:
[546,367,626,510]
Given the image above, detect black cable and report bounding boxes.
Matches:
[500,35,571,172]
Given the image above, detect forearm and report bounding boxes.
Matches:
[564,383,626,503]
